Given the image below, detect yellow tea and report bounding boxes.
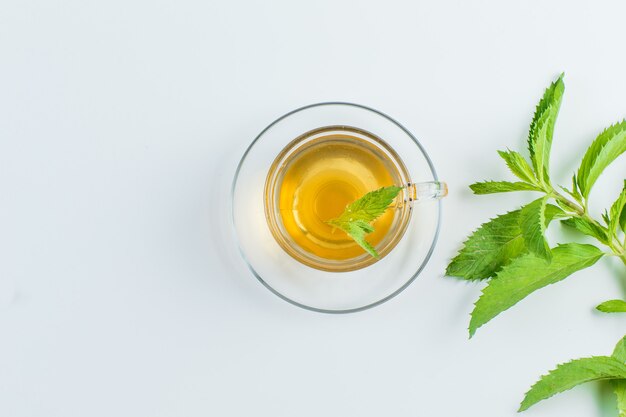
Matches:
[273,130,403,261]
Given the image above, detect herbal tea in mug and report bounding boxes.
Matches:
[264,126,447,272]
[232,103,445,312]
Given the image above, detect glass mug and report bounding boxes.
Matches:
[232,102,447,312]
[264,125,447,272]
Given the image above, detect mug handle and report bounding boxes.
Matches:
[407,181,448,202]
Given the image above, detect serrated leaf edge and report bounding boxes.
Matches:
[446,209,525,281]
[519,356,626,412]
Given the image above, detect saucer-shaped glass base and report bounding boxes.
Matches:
[231,102,441,313]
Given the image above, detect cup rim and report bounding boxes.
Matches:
[264,125,413,272]
[230,102,442,313]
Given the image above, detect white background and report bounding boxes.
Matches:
[1,0,625,416]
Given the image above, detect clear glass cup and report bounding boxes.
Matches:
[232,102,447,313]
[264,125,447,272]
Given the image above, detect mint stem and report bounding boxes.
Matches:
[550,187,626,259]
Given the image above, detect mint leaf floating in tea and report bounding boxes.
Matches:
[327,185,402,258]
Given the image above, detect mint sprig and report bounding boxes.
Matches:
[445,74,626,413]
[327,185,402,258]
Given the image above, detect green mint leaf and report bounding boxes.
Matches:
[614,336,626,362]
[546,204,568,221]
[520,197,551,260]
[469,181,542,194]
[572,174,583,201]
[596,300,626,313]
[519,355,626,412]
[446,205,564,280]
[497,149,537,183]
[531,102,559,185]
[330,185,403,224]
[614,336,626,417]
[555,199,571,213]
[561,217,610,244]
[469,243,604,337]
[560,175,583,204]
[519,337,626,414]
[616,381,626,417]
[609,180,626,236]
[577,120,626,198]
[528,74,565,185]
[560,187,580,203]
[446,210,526,280]
[342,220,378,258]
[327,185,402,258]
